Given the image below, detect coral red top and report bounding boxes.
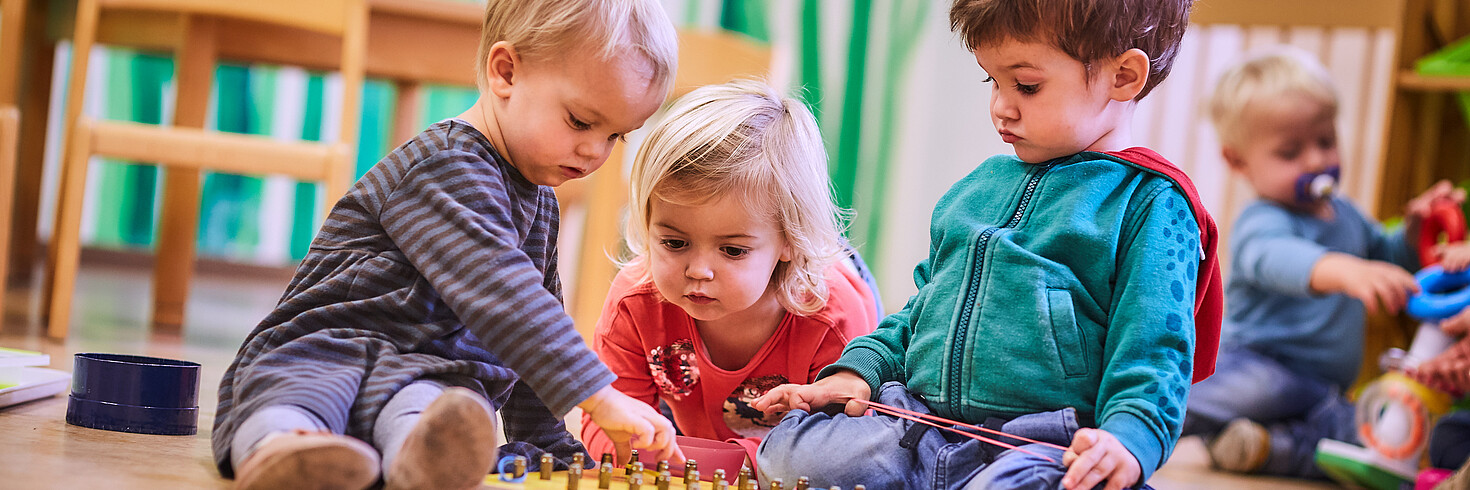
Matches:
[580,261,879,467]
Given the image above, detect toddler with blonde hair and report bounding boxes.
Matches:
[213,1,681,488]
[1183,47,1462,479]
[580,79,880,470]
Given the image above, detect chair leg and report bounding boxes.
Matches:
[149,14,215,333]
[391,80,422,150]
[0,108,17,302]
[323,144,352,214]
[45,118,94,339]
[570,141,628,340]
[7,0,51,286]
[151,169,201,332]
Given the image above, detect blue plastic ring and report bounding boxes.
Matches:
[496,455,527,483]
[1407,266,1470,321]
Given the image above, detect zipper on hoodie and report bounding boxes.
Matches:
[946,161,1055,408]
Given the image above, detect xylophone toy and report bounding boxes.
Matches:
[479,452,865,490]
[480,394,1066,490]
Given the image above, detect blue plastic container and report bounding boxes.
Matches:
[65,353,201,436]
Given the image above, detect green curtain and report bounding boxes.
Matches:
[688,0,929,274]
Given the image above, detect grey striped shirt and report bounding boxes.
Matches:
[212,119,615,476]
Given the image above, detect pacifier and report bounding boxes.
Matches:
[1293,165,1340,205]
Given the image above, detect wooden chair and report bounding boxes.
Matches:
[4,0,480,289]
[43,0,367,338]
[564,29,772,338]
[0,0,25,298]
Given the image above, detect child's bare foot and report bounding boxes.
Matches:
[234,429,380,490]
[385,387,498,490]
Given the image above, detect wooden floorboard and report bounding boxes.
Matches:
[0,259,1337,489]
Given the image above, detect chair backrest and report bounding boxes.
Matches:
[66,0,368,150]
[563,29,773,338]
[1132,0,1406,255]
[94,0,360,36]
[672,29,773,98]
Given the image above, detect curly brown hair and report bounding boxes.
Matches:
[949,0,1193,100]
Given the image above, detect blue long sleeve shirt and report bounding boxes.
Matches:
[1223,197,1418,390]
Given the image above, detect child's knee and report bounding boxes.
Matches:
[759,410,870,477]
[757,408,919,487]
[966,448,1068,490]
[755,409,820,475]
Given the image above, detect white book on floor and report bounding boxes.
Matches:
[0,347,49,384]
[0,347,48,367]
[0,347,68,409]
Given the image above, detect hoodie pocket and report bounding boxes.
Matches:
[1047,288,1087,377]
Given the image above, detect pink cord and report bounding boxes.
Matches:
[852,402,1058,464]
[840,398,1072,464]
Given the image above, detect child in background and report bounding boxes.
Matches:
[1182,49,1463,479]
[212,1,680,488]
[580,79,880,469]
[753,0,1225,489]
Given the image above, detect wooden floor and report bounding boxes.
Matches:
[0,258,1338,489]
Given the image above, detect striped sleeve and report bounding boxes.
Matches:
[379,150,614,415]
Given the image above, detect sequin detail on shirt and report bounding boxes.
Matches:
[648,340,700,399]
[723,374,789,438]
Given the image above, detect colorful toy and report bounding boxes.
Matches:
[1317,200,1467,490]
[1418,200,1467,269]
[479,454,863,490]
[479,399,1067,490]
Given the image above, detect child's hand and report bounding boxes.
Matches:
[1407,337,1470,397]
[1310,253,1419,315]
[750,370,871,417]
[1061,429,1141,490]
[1434,243,1470,273]
[1403,180,1467,239]
[1443,307,1470,338]
[578,385,684,464]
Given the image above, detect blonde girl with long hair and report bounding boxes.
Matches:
[580,79,880,470]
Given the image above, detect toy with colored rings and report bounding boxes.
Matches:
[1406,266,1470,322]
[1354,372,1453,463]
[497,455,528,483]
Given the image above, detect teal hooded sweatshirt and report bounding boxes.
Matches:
[823,151,1200,481]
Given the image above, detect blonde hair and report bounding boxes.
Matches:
[476,0,677,96]
[1208,47,1338,149]
[626,79,847,316]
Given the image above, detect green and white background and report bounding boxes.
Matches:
[34,0,1394,311]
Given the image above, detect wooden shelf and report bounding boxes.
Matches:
[1398,70,1470,91]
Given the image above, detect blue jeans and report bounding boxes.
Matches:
[757,382,1142,490]
[1182,347,1356,478]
